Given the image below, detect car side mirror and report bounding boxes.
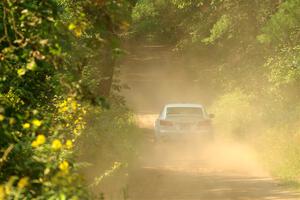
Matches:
[208,113,215,119]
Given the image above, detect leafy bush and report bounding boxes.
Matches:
[211,90,261,140]
[0,0,89,198]
[0,0,137,199]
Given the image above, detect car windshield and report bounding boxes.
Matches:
[166,107,203,116]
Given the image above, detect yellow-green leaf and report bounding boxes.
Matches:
[17,68,26,76]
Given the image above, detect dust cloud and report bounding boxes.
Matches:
[121,44,269,179]
[120,44,216,114]
[126,114,300,200]
[135,114,268,178]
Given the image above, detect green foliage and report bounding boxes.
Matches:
[79,102,140,170]
[132,0,167,41]
[202,15,232,44]
[0,0,136,199]
[57,0,135,101]
[212,89,300,183]
[259,0,300,46]
[77,102,141,197]
[132,0,158,21]
[255,128,300,182]
[266,46,300,90]
[211,91,256,139]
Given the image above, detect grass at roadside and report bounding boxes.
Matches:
[211,90,300,188]
[76,103,146,199]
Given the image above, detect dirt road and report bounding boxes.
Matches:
[127,141,300,200]
[126,116,300,200]
[128,167,299,200]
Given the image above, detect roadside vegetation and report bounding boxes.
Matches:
[0,0,138,199]
[77,101,141,199]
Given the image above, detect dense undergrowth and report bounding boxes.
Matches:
[77,100,141,199]
[0,0,137,199]
[211,90,300,184]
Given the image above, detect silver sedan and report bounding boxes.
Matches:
[154,103,214,142]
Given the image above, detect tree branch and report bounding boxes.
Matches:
[0,144,14,170]
[2,2,12,46]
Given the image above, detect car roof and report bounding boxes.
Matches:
[164,103,203,108]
